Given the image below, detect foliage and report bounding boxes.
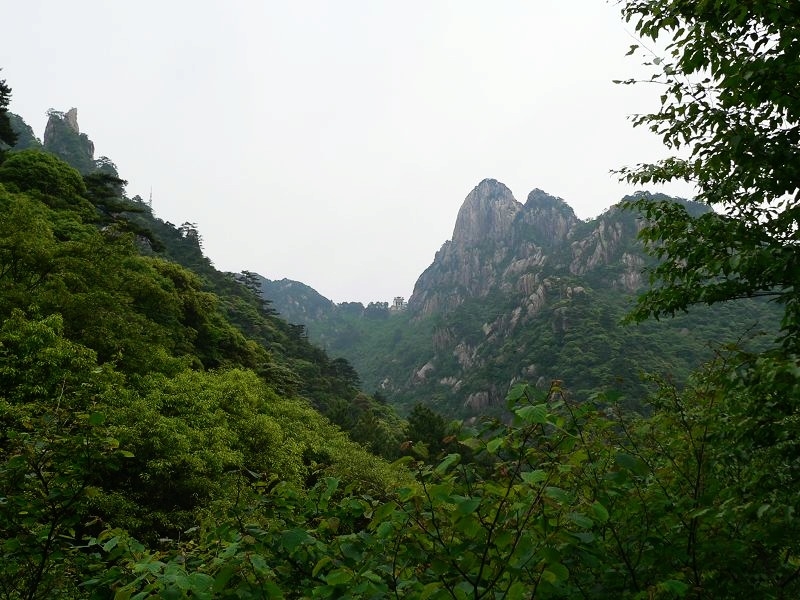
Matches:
[86,384,599,599]
[0,150,88,204]
[618,1,800,349]
[0,70,17,150]
[0,311,126,599]
[0,135,414,598]
[6,113,43,151]
[120,205,401,453]
[75,366,799,599]
[403,403,452,460]
[0,310,404,599]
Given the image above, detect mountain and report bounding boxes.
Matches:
[258,179,780,418]
[6,107,121,175]
[6,112,41,149]
[1,110,407,458]
[256,275,336,325]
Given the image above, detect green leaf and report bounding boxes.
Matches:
[514,403,548,425]
[212,565,236,593]
[325,568,353,586]
[455,497,482,516]
[419,582,442,600]
[498,582,526,600]
[615,452,649,476]
[568,512,593,529]
[659,579,689,595]
[459,437,483,451]
[376,521,395,539]
[371,500,397,524]
[486,437,503,454]
[590,501,609,523]
[506,383,528,407]
[545,486,571,504]
[281,528,311,552]
[313,556,333,578]
[547,561,569,581]
[102,536,120,552]
[521,469,547,485]
[434,453,460,474]
[263,582,284,598]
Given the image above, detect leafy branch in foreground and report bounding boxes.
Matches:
[618,1,800,349]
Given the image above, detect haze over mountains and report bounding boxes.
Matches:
[259,180,780,417]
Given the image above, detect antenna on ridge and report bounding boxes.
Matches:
[148,187,153,209]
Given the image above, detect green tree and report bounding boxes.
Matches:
[0,311,127,600]
[404,403,449,459]
[90,383,607,599]
[618,1,800,348]
[0,149,88,206]
[0,70,17,150]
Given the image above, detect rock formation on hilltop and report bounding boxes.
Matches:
[409,179,581,317]
[38,107,118,176]
[451,179,521,245]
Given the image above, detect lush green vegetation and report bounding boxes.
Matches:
[0,141,410,598]
[1,1,799,597]
[618,0,800,349]
[296,256,779,418]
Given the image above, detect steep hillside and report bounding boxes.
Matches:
[2,109,406,457]
[260,179,781,418]
[257,275,336,325]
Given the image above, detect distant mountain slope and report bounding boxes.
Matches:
[256,275,336,324]
[256,179,781,418]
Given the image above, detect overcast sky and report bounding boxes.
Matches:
[2,1,695,304]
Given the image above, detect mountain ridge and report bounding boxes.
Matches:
[253,181,777,417]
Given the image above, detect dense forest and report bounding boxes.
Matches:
[1,1,800,598]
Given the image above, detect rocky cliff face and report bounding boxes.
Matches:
[451,179,520,246]
[370,183,730,417]
[408,179,581,317]
[43,108,98,174]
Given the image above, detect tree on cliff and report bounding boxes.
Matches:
[0,70,18,149]
[619,0,800,349]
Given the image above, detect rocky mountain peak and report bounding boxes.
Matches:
[525,188,566,210]
[409,180,646,318]
[518,188,579,248]
[451,179,521,246]
[63,107,80,133]
[43,107,96,173]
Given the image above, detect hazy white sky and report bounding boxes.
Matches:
[2,1,695,303]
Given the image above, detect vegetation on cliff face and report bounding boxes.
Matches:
[1,1,799,596]
[259,191,780,419]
